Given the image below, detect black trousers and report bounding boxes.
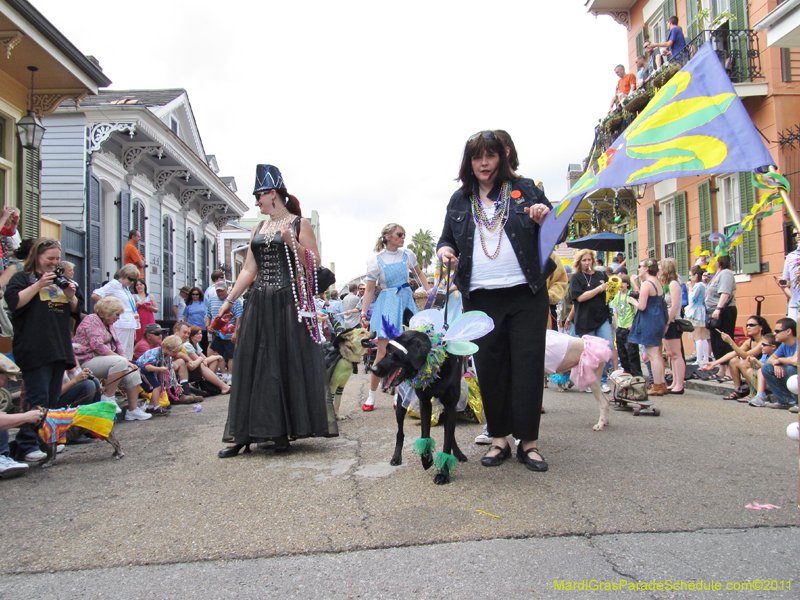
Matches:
[615,327,643,377]
[709,305,737,363]
[463,284,547,441]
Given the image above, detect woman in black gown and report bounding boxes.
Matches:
[217,164,337,457]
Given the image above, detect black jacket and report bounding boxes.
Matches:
[436,178,556,299]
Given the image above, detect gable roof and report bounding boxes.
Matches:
[75,89,186,108]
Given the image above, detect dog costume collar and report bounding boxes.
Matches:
[410,328,447,389]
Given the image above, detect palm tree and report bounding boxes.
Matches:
[407,229,436,273]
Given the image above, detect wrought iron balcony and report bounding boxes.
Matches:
[671,28,763,83]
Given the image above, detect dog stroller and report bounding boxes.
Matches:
[608,370,660,416]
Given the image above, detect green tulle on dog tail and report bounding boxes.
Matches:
[434,452,458,476]
[413,437,435,458]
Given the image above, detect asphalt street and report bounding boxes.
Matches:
[1,372,798,599]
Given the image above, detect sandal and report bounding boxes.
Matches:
[716,375,732,384]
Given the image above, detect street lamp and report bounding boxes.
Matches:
[15,66,45,151]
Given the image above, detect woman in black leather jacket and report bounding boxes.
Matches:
[437,131,555,473]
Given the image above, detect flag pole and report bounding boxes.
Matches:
[766,167,800,509]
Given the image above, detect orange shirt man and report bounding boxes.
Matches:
[609,65,637,111]
[124,229,145,279]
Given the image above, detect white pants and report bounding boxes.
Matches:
[789,306,798,320]
[116,327,136,361]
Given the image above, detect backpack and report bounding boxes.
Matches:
[680,282,689,307]
[609,370,648,402]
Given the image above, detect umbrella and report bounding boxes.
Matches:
[566,232,625,252]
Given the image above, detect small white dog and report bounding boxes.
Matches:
[545,329,610,431]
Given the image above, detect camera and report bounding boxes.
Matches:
[778,278,789,287]
[51,266,71,290]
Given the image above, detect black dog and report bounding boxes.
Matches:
[370,329,466,485]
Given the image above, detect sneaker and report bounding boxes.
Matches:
[0,455,28,478]
[585,387,592,393]
[56,444,65,454]
[124,407,152,421]
[748,397,767,407]
[601,384,611,394]
[222,374,232,384]
[790,405,799,413]
[765,402,791,410]
[23,450,47,462]
[474,426,491,445]
[145,406,170,417]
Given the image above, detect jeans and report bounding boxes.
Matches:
[14,361,66,458]
[761,363,798,406]
[615,327,643,377]
[0,430,9,456]
[579,321,614,385]
[56,376,102,409]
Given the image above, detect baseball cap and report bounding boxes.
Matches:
[214,281,228,290]
[0,354,20,381]
[144,324,166,336]
[179,286,192,294]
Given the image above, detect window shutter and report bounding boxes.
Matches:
[20,147,40,240]
[686,0,699,40]
[698,179,713,252]
[118,190,131,269]
[674,191,689,279]
[647,205,657,258]
[186,228,195,285]
[87,170,103,300]
[625,227,639,264]
[636,27,645,58]
[162,216,174,303]
[738,171,760,274]
[663,0,676,23]
[730,0,748,30]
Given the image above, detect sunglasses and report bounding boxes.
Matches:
[468,131,496,143]
[191,293,201,296]
[775,329,786,333]
[746,323,759,327]
[762,342,776,347]
[395,232,405,238]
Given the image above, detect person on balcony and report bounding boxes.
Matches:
[609,65,637,111]
[645,16,686,63]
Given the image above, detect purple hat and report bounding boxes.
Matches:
[253,164,285,196]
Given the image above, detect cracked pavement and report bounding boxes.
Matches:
[1,372,799,597]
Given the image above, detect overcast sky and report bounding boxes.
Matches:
[35,0,629,284]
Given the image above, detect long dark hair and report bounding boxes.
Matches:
[186,286,203,305]
[457,131,519,194]
[131,278,148,295]
[747,315,772,339]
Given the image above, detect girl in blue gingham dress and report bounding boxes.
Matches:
[359,223,432,411]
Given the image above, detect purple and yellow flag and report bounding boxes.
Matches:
[539,42,776,269]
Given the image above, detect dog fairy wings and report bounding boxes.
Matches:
[409,309,494,356]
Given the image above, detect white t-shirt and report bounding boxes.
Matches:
[365,248,418,289]
[92,279,138,329]
[469,203,526,291]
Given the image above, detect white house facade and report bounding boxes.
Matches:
[40,89,247,319]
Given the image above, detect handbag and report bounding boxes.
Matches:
[706,316,720,329]
[317,266,336,292]
[674,318,694,333]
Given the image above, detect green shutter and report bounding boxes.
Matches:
[686,0,699,41]
[636,27,645,58]
[625,227,639,264]
[647,205,657,258]
[20,146,40,240]
[730,0,748,30]
[664,0,677,21]
[674,192,689,280]
[739,171,760,274]
[698,179,713,252]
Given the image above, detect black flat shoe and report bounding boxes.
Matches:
[517,445,548,472]
[669,389,685,395]
[218,444,246,458]
[481,443,511,467]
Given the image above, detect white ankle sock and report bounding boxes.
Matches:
[756,391,768,400]
[101,395,116,403]
[365,390,377,405]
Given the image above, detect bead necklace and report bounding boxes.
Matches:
[471,181,511,259]
[283,226,324,344]
[261,207,294,244]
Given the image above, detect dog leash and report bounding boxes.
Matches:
[442,259,452,331]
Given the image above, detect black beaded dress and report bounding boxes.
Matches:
[222,220,337,444]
